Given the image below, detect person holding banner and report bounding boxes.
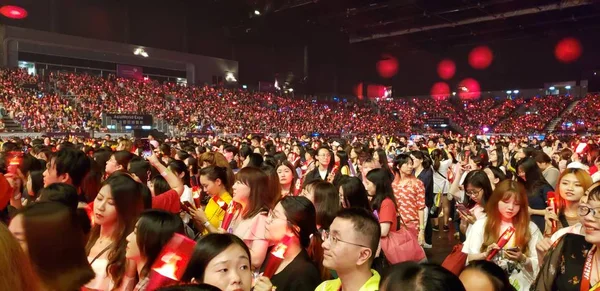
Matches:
[462,180,542,290]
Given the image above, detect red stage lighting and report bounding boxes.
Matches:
[458,78,481,100]
[555,37,582,64]
[437,59,456,80]
[376,54,399,79]
[0,6,28,19]
[468,46,493,69]
[430,82,450,101]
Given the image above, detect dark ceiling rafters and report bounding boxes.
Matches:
[350,0,594,43]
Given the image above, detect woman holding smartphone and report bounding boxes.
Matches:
[462,180,542,291]
[456,170,493,236]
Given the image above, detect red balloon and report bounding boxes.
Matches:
[430,82,450,100]
[0,6,28,19]
[468,46,493,69]
[458,78,481,100]
[555,37,582,63]
[377,54,399,78]
[437,59,456,80]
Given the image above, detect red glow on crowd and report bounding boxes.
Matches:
[376,54,399,79]
[430,82,450,101]
[555,37,582,63]
[468,46,493,70]
[437,59,456,80]
[0,5,28,19]
[458,78,481,100]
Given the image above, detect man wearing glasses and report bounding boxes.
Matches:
[317,208,381,291]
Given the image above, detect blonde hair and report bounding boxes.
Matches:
[0,223,40,290]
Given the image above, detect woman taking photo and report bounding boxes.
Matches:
[391,154,426,241]
[229,167,272,269]
[86,172,145,291]
[462,180,542,291]
[125,210,185,291]
[182,233,253,291]
[261,196,324,290]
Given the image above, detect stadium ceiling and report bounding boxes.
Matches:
[219,0,600,49]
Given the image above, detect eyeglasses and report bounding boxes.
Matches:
[465,189,483,197]
[578,205,600,219]
[321,230,369,248]
[267,210,287,222]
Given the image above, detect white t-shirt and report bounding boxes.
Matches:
[433,159,452,194]
[180,185,193,223]
[462,218,542,291]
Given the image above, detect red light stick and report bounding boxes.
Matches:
[262,235,293,278]
[190,177,202,208]
[146,234,197,291]
[7,152,22,175]
[327,164,339,183]
[486,226,516,261]
[212,196,229,211]
[547,191,558,233]
[221,201,242,232]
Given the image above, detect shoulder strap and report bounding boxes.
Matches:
[434,168,447,179]
[90,243,113,265]
[558,214,569,228]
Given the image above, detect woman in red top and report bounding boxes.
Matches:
[364,168,398,238]
[391,154,426,244]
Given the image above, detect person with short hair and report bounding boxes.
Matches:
[316,208,381,291]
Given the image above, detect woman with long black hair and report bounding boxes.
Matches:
[411,150,434,248]
[517,158,553,233]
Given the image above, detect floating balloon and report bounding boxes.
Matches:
[437,59,456,80]
[376,54,399,78]
[430,82,450,101]
[468,46,493,70]
[555,37,582,63]
[458,78,481,100]
[0,6,28,19]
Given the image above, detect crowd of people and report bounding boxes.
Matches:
[558,93,600,132]
[1,68,598,136]
[495,95,574,134]
[0,129,599,290]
